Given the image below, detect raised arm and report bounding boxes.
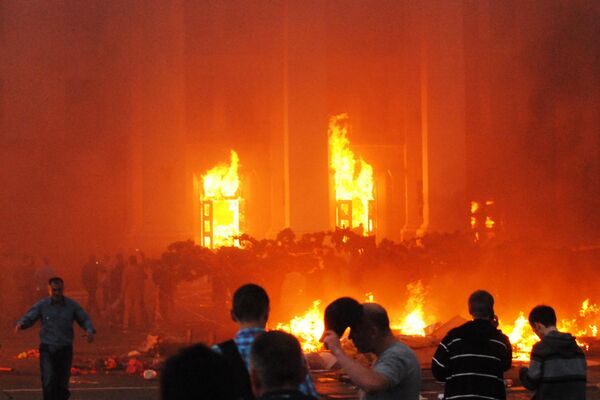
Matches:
[322,331,391,393]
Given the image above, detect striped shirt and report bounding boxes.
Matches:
[432,319,512,400]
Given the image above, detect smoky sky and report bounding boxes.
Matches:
[1,0,599,275]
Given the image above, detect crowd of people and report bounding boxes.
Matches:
[3,228,596,400]
[12,275,589,400]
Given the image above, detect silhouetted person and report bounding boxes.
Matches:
[213,283,317,400]
[122,255,145,331]
[161,343,239,400]
[15,277,95,400]
[322,302,421,400]
[432,290,512,400]
[107,253,125,326]
[250,331,317,400]
[81,255,100,316]
[520,305,586,399]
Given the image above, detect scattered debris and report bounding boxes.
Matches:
[16,349,40,359]
[143,369,158,380]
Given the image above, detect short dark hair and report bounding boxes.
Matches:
[250,331,305,389]
[529,305,557,327]
[362,303,392,334]
[161,343,237,400]
[232,284,269,322]
[468,290,494,319]
[48,277,64,285]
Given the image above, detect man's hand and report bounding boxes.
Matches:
[321,330,343,355]
[14,323,23,334]
[84,332,95,343]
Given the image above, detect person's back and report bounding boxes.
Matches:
[519,305,586,400]
[432,290,512,400]
[433,319,511,398]
[161,343,238,400]
[213,283,317,400]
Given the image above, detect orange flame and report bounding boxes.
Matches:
[329,114,374,235]
[201,150,242,248]
[500,299,599,362]
[392,281,428,336]
[276,300,325,353]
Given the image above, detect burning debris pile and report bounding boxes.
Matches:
[146,227,599,367]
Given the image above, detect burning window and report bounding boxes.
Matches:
[200,150,244,248]
[470,200,497,240]
[328,114,375,236]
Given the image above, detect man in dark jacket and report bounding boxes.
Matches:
[432,290,512,399]
[519,305,587,399]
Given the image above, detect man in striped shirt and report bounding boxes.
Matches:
[432,290,512,400]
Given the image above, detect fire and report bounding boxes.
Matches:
[201,150,243,248]
[365,292,375,303]
[276,300,325,353]
[328,114,375,235]
[500,313,539,362]
[391,281,428,337]
[500,299,599,362]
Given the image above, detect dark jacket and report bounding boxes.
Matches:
[258,389,317,400]
[432,319,512,399]
[519,331,586,400]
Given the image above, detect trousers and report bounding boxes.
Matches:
[39,344,73,400]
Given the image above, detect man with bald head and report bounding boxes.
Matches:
[322,303,421,400]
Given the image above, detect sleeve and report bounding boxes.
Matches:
[520,344,543,390]
[432,336,451,382]
[17,302,42,329]
[299,356,319,398]
[74,302,96,333]
[501,333,513,371]
[373,347,407,387]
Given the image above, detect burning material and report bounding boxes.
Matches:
[276,300,325,353]
[328,114,375,236]
[470,200,497,240]
[500,299,599,362]
[392,281,428,337]
[200,150,244,248]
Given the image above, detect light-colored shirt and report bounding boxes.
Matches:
[362,341,421,400]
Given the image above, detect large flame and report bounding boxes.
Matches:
[328,114,374,235]
[276,300,325,353]
[201,150,242,248]
[392,281,428,337]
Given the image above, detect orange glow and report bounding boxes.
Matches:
[500,313,539,362]
[276,300,324,353]
[500,299,599,362]
[328,114,375,235]
[201,150,243,248]
[485,216,495,229]
[391,281,428,337]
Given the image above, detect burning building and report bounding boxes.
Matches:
[328,114,375,236]
[195,150,244,248]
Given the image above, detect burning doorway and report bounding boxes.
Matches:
[328,114,376,236]
[195,150,245,248]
